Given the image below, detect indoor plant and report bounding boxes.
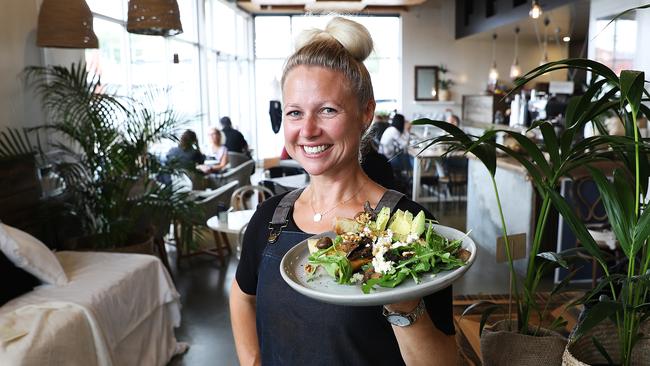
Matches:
[438,64,454,101]
[412,55,649,364]
[23,62,203,251]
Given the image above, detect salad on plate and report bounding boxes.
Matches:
[305,203,472,294]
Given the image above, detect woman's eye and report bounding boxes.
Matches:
[286,110,301,118]
[322,107,337,114]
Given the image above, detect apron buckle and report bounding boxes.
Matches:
[267,221,288,244]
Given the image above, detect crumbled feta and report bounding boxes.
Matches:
[371,243,394,274]
[372,255,394,274]
[363,226,372,235]
[390,241,408,249]
[406,233,419,244]
[350,273,365,283]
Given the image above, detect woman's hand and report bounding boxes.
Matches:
[385,298,458,366]
[196,164,212,174]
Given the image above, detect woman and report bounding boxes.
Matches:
[230,17,457,366]
[165,129,205,169]
[197,127,228,174]
[379,113,411,168]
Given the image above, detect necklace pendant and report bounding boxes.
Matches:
[313,213,322,222]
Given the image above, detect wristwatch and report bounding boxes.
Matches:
[382,299,426,327]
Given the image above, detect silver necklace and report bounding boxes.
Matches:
[309,182,368,222]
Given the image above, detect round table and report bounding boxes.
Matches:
[206,209,256,262]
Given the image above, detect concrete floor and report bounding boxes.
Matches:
[167,200,512,365]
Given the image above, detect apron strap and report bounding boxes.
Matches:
[267,188,305,244]
[267,188,404,244]
[374,189,404,213]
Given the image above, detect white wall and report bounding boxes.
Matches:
[401,0,567,121]
[0,1,83,132]
[0,0,43,129]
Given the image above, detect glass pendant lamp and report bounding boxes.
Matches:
[489,33,499,85]
[510,27,521,79]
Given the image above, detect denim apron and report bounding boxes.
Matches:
[256,189,407,366]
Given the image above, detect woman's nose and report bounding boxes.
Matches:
[300,114,320,138]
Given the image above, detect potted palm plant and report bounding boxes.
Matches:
[412,51,650,364]
[22,62,203,252]
[438,64,454,102]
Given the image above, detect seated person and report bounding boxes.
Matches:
[166,129,205,169]
[197,127,229,174]
[220,116,250,156]
[447,113,460,127]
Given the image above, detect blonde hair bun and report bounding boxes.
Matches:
[295,17,373,62]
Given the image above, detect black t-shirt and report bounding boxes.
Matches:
[222,126,248,154]
[236,191,455,335]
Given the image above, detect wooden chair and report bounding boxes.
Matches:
[230,185,273,211]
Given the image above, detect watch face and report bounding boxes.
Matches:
[386,314,411,327]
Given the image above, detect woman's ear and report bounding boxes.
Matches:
[362,99,376,130]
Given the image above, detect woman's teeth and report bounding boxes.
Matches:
[303,145,330,154]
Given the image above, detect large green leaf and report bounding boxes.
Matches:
[571,300,621,342]
[513,59,618,92]
[588,167,634,257]
[634,204,650,249]
[620,70,645,117]
[566,79,610,130]
[493,130,552,179]
[546,187,606,264]
[538,122,561,167]
[536,251,569,269]
[412,119,497,176]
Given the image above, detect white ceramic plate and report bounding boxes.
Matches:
[280,224,477,306]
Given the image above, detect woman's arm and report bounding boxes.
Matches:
[215,149,229,170]
[386,299,458,366]
[230,279,261,366]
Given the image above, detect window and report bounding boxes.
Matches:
[253,14,401,159]
[85,0,255,156]
[593,13,637,76]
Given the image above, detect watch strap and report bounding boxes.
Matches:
[382,299,426,327]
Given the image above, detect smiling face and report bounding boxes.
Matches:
[282,65,375,177]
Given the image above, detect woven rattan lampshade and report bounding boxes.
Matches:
[37,0,98,48]
[127,0,183,36]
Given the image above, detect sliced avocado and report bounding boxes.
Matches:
[387,209,403,229]
[389,211,412,237]
[403,211,414,225]
[410,210,426,236]
[374,206,391,231]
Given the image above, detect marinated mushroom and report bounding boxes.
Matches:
[316,236,333,249]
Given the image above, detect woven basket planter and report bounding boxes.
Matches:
[562,320,650,366]
[481,320,567,366]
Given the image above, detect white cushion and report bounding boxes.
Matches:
[0,223,68,286]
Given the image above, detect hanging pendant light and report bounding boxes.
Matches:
[127,0,183,36]
[510,27,521,79]
[529,0,543,19]
[539,17,550,66]
[36,0,98,48]
[488,33,499,85]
